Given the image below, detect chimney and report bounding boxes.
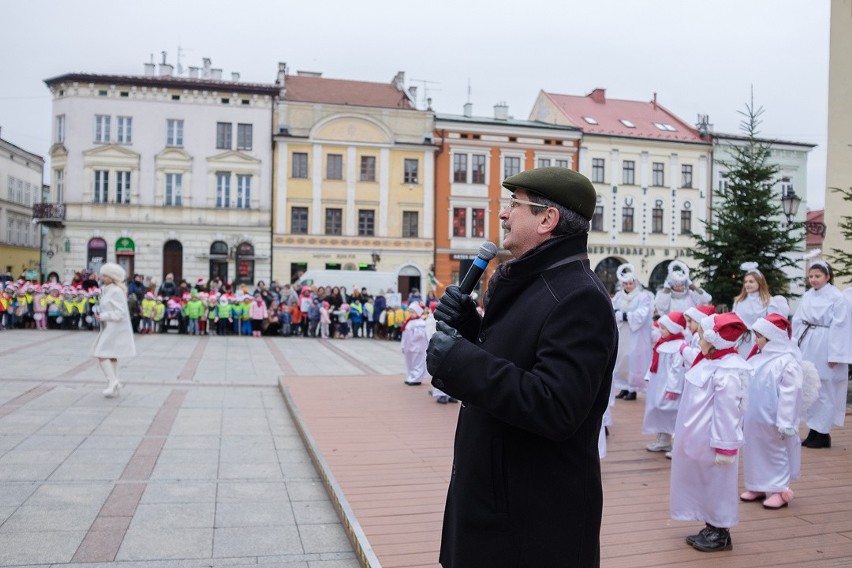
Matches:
[159,63,174,77]
[463,102,473,118]
[588,88,606,104]
[652,92,657,109]
[408,86,418,105]
[202,57,212,79]
[144,62,156,76]
[494,102,509,120]
[276,62,287,86]
[211,68,223,80]
[188,66,200,79]
[231,72,240,82]
[392,71,405,89]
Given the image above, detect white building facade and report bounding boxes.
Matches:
[530,89,713,293]
[0,132,44,278]
[41,61,277,287]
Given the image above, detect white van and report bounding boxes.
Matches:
[296,270,398,296]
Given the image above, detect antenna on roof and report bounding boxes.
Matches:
[176,44,192,76]
[410,78,441,110]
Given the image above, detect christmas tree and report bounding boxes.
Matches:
[692,99,802,306]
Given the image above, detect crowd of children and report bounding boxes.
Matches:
[599,256,850,553]
[0,275,440,345]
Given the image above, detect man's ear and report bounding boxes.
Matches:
[537,207,559,235]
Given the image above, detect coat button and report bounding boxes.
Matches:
[478,332,486,343]
[433,379,444,389]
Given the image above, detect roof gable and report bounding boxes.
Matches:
[283,75,415,110]
[541,89,706,144]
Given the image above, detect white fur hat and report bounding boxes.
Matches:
[99,263,126,283]
[408,302,424,317]
[666,260,690,287]
[616,263,637,284]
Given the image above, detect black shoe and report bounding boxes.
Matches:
[447,397,459,403]
[685,524,713,546]
[801,429,817,445]
[405,381,422,386]
[691,526,732,552]
[803,431,831,448]
[623,391,637,401]
[605,426,610,437]
[615,389,629,399]
[436,395,449,404]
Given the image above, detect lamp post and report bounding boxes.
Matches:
[780,186,801,226]
[780,185,827,237]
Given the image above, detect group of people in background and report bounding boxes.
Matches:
[604,252,851,552]
[1,269,440,343]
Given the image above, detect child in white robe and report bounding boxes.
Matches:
[401,302,428,386]
[670,312,751,553]
[741,314,817,510]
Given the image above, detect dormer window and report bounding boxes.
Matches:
[654,122,677,132]
[620,119,636,128]
[582,116,598,125]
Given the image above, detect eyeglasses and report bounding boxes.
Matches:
[503,196,546,211]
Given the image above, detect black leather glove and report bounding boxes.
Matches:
[427,321,463,377]
[434,285,481,342]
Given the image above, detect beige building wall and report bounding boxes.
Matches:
[825,0,852,286]
[272,101,435,292]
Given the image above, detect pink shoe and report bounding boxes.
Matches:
[762,489,794,509]
[740,490,766,502]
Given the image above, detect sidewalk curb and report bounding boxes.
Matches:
[278,376,382,568]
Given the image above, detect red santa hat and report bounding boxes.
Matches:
[684,304,716,323]
[700,312,748,350]
[752,313,793,344]
[658,311,686,334]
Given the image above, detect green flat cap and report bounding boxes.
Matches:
[502,166,596,221]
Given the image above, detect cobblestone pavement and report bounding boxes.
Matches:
[0,329,407,568]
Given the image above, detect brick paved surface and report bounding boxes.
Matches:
[0,329,407,568]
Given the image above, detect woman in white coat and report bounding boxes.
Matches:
[611,263,654,401]
[732,262,789,357]
[654,260,712,317]
[793,256,852,449]
[741,314,816,510]
[90,263,136,397]
[670,312,751,553]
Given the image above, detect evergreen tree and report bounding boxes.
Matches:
[826,185,852,281]
[692,99,802,307]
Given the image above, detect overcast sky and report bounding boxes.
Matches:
[1,0,830,207]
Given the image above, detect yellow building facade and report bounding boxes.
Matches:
[271,65,435,297]
[825,0,852,286]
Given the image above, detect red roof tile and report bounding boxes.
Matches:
[284,75,415,110]
[542,89,706,143]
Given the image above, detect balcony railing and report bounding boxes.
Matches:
[32,202,66,226]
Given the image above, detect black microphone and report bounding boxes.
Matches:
[458,242,498,294]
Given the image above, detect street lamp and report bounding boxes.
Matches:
[780,185,801,226]
[780,184,827,237]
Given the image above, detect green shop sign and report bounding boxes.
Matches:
[115,237,135,255]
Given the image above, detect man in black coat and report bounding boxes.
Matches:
[427,167,617,568]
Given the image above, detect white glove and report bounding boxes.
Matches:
[778,426,798,440]
[714,452,736,465]
[614,310,623,322]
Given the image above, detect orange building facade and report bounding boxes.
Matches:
[432,104,582,299]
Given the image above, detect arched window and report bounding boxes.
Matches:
[594,257,623,295]
[163,240,183,283]
[649,260,673,294]
[209,241,229,283]
[87,237,108,273]
[234,241,254,286]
